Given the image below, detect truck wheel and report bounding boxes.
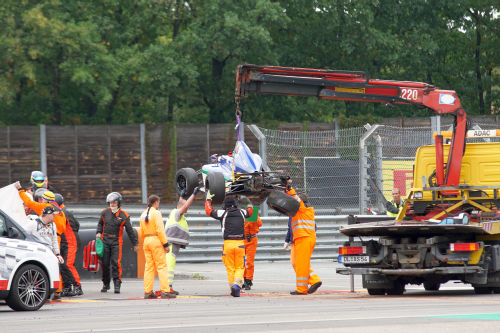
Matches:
[367,288,385,295]
[473,286,492,294]
[206,172,225,205]
[423,281,440,291]
[386,280,405,295]
[492,288,500,294]
[6,264,49,311]
[266,190,300,217]
[175,168,198,197]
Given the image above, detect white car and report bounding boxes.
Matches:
[0,209,60,311]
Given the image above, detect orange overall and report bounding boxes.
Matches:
[139,207,170,293]
[222,239,246,289]
[286,188,321,294]
[244,215,262,281]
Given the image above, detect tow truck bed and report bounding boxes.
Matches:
[339,221,493,237]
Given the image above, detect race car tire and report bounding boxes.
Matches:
[266,190,300,217]
[6,264,49,311]
[175,168,198,198]
[206,172,225,205]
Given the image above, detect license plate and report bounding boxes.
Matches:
[340,255,369,264]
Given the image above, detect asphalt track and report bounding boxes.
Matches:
[2,260,500,333]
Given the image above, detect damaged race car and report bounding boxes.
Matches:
[175,140,300,217]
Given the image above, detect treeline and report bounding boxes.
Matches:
[0,0,498,127]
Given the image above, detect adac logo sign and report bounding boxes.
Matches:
[439,94,456,105]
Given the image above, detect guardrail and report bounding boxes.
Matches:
[71,206,383,263]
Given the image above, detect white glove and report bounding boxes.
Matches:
[283,242,290,251]
[56,255,64,264]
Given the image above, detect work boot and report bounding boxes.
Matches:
[160,292,177,299]
[101,283,110,293]
[307,281,322,294]
[290,290,307,295]
[61,285,75,297]
[230,284,241,297]
[114,279,121,294]
[244,279,253,290]
[74,284,84,296]
[52,292,62,300]
[144,292,157,299]
[169,285,179,296]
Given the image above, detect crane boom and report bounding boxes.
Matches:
[235,64,467,189]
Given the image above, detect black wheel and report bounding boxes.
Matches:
[492,287,500,294]
[206,172,225,205]
[367,288,385,295]
[386,281,405,295]
[474,286,492,294]
[423,281,440,291]
[266,190,300,217]
[175,168,198,197]
[6,264,49,311]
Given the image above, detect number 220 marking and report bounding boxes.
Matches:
[401,89,418,101]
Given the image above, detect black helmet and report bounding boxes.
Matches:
[106,192,123,206]
[54,193,64,206]
[224,196,236,209]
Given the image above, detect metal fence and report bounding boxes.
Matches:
[251,119,500,215]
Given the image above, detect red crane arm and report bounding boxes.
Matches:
[235,64,467,188]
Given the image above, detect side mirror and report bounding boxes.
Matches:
[8,227,20,239]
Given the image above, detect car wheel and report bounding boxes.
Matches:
[206,172,225,205]
[175,168,199,197]
[6,264,49,311]
[266,190,300,217]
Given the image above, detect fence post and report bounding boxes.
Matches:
[430,116,441,136]
[248,124,269,216]
[140,123,147,204]
[375,134,384,212]
[7,126,11,183]
[359,124,382,214]
[40,124,47,176]
[239,121,245,141]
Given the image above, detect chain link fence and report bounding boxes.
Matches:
[256,120,500,215]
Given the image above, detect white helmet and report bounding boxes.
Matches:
[106,192,123,206]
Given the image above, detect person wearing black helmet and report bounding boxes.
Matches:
[205,192,253,297]
[55,193,83,297]
[96,192,139,294]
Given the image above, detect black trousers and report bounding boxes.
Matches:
[101,237,122,285]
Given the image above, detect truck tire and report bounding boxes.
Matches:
[6,264,49,311]
[423,281,440,291]
[206,172,225,205]
[367,288,385,295]
[175,168,198,198]
[386,281,405,295]
[266,190,300,217]
[473,286,492,294]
